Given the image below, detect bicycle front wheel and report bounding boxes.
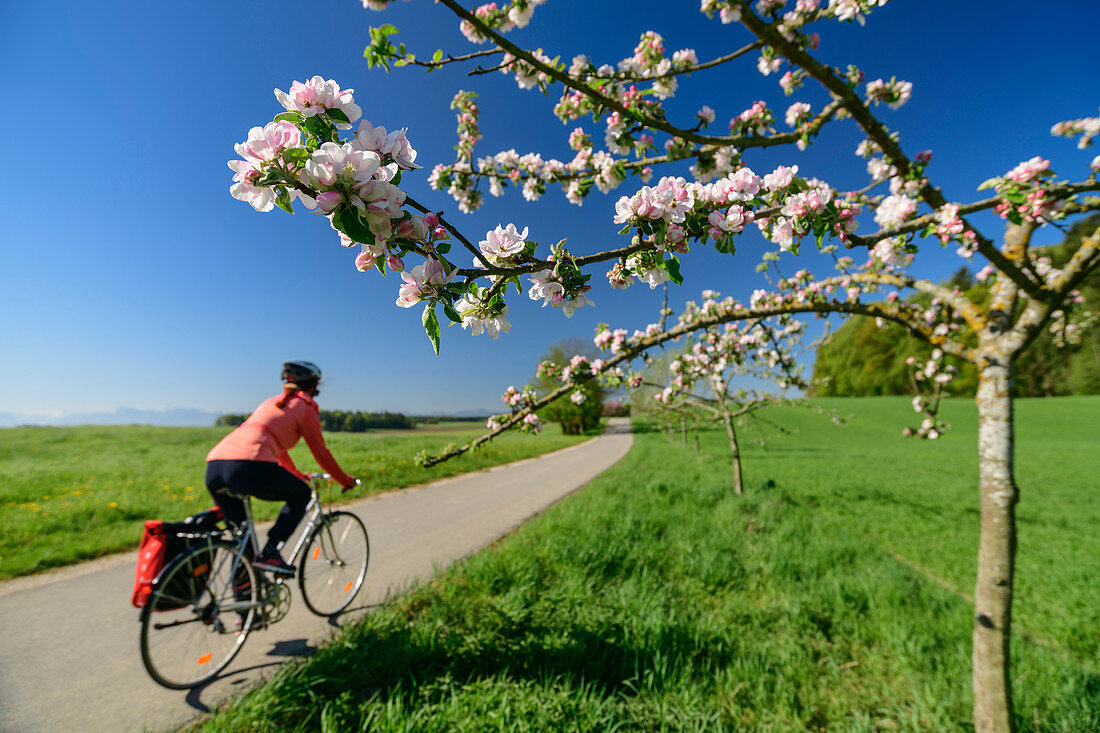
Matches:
[139,540,258,689]
[298,511,369,616]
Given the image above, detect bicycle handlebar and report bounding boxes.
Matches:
[307,473,362,494]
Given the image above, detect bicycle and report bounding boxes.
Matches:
[138,473,370,689]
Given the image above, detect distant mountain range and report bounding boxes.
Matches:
[0,408,225,428]
[0,407,494,428]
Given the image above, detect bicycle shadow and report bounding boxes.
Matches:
[328,600,385,628]
[183,637,319,713]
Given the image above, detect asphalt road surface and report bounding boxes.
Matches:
[0,419,632,733]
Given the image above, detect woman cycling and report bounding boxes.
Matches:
[205,360,357,575]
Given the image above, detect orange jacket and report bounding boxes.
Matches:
[206,390,354,486]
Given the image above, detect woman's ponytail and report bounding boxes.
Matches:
[275,383,300,409]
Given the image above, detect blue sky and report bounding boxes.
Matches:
[2,1,1097,421]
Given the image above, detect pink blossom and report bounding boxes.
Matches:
[719,6,741,23]
[1003,156,1050,183]
[757,54,782,76]
[528,270,565,307]
[300,143,381,192]
[870,239,910,268]
[228,161,276,212]
[874,194,918,228]
[395,258,450,308]
[274,76,362,128]
[779,71,797,95]
[233,121,301,164]
[396,215,429,241]
[763,164,798,192]
[315,191,343,214]
[865,77,913,110]
[479,223,529,259]
[355,250,377,272]
[784,102,811,128]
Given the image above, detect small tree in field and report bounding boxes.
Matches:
[632,298,833,495]
[532,337,607,434]
[228,2,1099,728]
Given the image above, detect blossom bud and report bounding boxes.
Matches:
[388,255,405,273]
[355,251,376,272]
[316,191,342,214]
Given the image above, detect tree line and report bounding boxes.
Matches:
[215,410,416,431]
[812,215,1100,398]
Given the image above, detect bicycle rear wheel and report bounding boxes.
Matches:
[139,540,258,689]
[298,511,369,616]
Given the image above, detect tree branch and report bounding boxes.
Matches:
[737,6,1050,302]
[420,288,973,466]
[436,0,836,150]
[402,47,504,69]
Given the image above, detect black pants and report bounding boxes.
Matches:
[205,460,311,547]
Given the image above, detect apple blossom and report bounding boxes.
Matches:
[275,76,362,128]
[395,258,452,307]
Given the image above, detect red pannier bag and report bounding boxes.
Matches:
[131,508,224,610]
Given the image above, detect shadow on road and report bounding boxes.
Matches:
[182,638,319,713]
[329,600,385,628]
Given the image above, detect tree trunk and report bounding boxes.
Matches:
[720,411,743,496]
[972,351,1019,733]
[680,417,687,445]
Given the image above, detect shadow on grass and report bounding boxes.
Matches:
[301,615,738,715]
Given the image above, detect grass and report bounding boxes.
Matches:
[188,395,1099,732]
[0,424,592,581]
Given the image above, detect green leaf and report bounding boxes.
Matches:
[423,304,441,355]
[664,256,684,286]
[326,108,350,124]
[281,148,311,164]
[332,207,375,244]
[274,112,303,124]
[435,242,452,255]
[977,177,1001,191]
[301,115,330,138]
[432,49,443,63]
[274,188,294,215]
[442,302,462,324]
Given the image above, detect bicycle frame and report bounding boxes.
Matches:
[221,476,330,576]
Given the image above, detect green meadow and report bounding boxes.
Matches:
[0,425,590,581]
[189,396,1099,732]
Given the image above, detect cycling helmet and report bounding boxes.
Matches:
[282,360,322,383]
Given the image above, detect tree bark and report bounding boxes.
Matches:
[972,349,1019,733]
[720,410,744,496]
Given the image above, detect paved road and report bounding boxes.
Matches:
[0,419,632,733]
